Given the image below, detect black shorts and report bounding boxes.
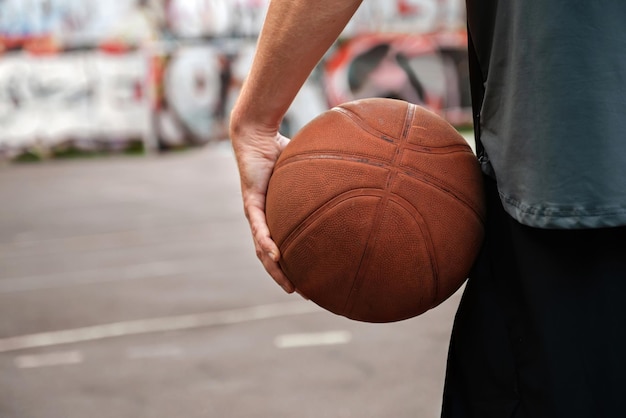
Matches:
[441,176,626,418]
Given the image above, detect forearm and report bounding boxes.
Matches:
[228,0,362,292]
[231,0,363,135]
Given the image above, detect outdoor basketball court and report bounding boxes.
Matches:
[0,143,463,417]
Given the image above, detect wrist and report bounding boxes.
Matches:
[229,102,281,142]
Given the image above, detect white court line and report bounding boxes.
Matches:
[126,344,184,359]
[0,301,320,354]
[274,331,352,349]
[0,260,193,294]
[2,222,217,252]
[14,350,83,369]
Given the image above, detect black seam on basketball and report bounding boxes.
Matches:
[342,104,410,315]
[271,157,485,226]
[387,196,439,311]
[401,103,415,140]
[277,189,386,316]
[404,105,440,307]
[275,188,438,321]
[342,192,389,316]
[330,105,464,151]
[275,146,472,172]
[277,188,386,258]
[331,107,397,143]
[389,198,439,311]
[396,170,485,224]
[339,191,439,317]
[274,102,479,220]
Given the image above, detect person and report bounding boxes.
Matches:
[229,1,626,417]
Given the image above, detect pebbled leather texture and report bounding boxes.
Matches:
[266,98,485,323]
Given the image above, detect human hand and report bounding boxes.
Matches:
[230,123,295,294]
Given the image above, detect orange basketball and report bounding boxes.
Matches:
[266,98,485,322]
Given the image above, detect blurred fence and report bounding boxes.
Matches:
[0,0,470,161]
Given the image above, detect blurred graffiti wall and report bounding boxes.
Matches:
[0,0,469,160]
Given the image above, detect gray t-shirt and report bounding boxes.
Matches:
[468,0,626,228]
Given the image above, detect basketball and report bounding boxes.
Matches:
[265,98,485,323]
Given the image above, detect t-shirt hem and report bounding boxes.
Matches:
[500,194,626,229]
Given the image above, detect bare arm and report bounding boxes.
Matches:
[230,0,363,293]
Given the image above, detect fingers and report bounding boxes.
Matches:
[247,205,295,294]
[231,126,296,295]
[259,251,295,294]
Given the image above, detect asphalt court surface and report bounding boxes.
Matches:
[0,143,463,418]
